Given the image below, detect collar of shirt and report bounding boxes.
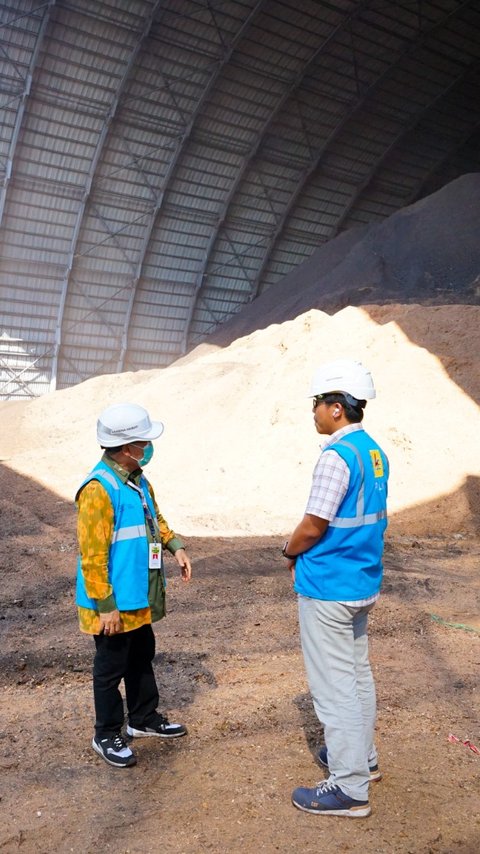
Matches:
[320,422,364,451]
[101,452,142,485]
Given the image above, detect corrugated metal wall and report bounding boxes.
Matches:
[1,0,479,398]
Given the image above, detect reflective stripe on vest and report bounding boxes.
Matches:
[328,439,386,528]
[112,525,147,544]
[330,510,388,528]
[92,467,120,490]
[111,523,147,544]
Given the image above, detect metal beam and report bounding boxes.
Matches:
[0,356,39,399]
[49,1,162,392]
[237,0,478,304]
[405,117,480,207]
[330,59,480,238]
[0,267,151,398]
[116,0,269,372]
[0,0,55,228]
[0,1,52,32]
[180,1,369,352]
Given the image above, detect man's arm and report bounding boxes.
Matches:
[284,513,329,557]
[148,484,192,582]
[282,449,350,578]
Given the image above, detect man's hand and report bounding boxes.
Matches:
[174,548,192,582]
[285,558,296,585]
[99,609,122,635]
[283,514,329,586]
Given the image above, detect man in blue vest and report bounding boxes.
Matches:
[76,402,192,768]
[282,360,389,817]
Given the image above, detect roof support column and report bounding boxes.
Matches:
[0,0,54,227]
[49,2,162,391]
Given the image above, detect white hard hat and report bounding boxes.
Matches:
[309,359,376,401]
[97,403,164,447]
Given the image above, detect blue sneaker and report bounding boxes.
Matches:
[317,745,382,782]
[292,780,371,817]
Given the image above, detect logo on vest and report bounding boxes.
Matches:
[370,449,384,478]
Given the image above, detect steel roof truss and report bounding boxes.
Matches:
[49,1,163,390]
[247,0,475,301]
[181,1,370,350]
[117,0,269,367]
[0,0,54,226]
[331,57,480,236]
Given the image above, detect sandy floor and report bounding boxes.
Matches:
[1,299,479,852]
[1,463,479,854]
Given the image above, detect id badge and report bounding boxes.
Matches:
[149,542,162,569]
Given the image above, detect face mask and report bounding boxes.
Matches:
[130,442,154,467]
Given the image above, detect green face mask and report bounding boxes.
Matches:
[132,442,154,467]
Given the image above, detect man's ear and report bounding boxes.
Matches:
[112,444,129,456]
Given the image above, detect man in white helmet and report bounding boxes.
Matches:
[283,360,389,818]
[75,402,192,768]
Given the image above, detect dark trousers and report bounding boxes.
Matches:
[93,623,159,738]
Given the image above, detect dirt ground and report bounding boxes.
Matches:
[0,465,479,854]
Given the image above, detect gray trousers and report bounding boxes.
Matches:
[298,594,378,801]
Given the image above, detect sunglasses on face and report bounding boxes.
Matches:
[312,395,329,408]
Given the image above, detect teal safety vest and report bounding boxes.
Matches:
[75,462,156,611]
[294,429,389,601]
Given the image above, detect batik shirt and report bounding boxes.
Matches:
[76,453,184,634]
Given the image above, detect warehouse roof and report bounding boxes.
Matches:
[1,0,479,397]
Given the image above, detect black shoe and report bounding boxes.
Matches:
[127,714,187,739]
[317,745,382,782]
[92,734,137,768]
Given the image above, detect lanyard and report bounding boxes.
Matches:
[127,480,159,543]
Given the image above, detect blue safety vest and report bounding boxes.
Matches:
[75,462,155,611]
[294,429,389,601]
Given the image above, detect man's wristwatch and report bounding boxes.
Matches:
[282,541,296,560]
